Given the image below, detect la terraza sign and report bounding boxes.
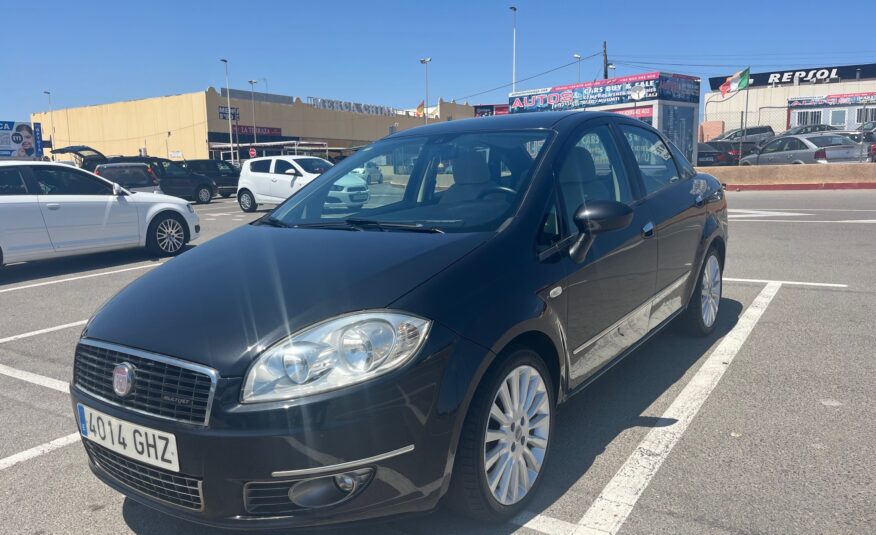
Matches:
[708,63,876,91]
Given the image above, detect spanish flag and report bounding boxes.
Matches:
[416,100,425,117]
[719,68,750,96]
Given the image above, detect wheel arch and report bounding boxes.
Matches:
[145,207,190,246]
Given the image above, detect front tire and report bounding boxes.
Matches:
[446,348,555,522]
[680,248,722,336]
[146,213,187,257]
[195,185,212,204]
[238,189,257,212]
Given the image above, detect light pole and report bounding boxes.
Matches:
[573,54,582,83]
[220,59,235,164]
[43,91,56,159]
[420,58,431,125]
[248,79,258,146]
[262,77,269,96]
[510,6,517,93]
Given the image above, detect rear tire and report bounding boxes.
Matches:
[238,189,257,212]
[446,347,555,522]
[195,185,212,204]
[146,213,187,257]
[679,247,722,336]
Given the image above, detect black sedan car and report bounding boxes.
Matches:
[70,111,728,529]
[696,142,735,166]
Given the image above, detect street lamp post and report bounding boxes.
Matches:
[43,91,56,160]
[420,58,431,125]
[248,79,258,146]
[573,54,582,83]
[510,6,517,93]
[220,59,235,164]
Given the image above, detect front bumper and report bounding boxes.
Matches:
[184,212,200,242]
[70,324,487,529]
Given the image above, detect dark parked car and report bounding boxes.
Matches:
[51,146,217,204]
[70,112,727,529]
[696,143,735,166]
[93,163,162,194]
[711,125,775,145]
[182,159,239,198]
[778,124,838,136]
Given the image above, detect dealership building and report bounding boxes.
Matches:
[508,71,701,160]
[703,63,876,137]
[30,88,473,162]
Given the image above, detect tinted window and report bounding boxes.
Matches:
[250,159,271,173]
[159,160,189,177]
[296,158,333,174]
[668,141,696,179]
[270,131,551,233]
[216,161,235,174]
[32,167,111,195]
[809,135,855,148]
[274,159,295,174]
[619,125,680,196]
[0,167,28,195]
[557,125,633,224]
[761,138,786,154]
[100,166,153,187]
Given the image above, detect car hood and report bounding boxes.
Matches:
[125,191,188,205]
[83,224,490,376]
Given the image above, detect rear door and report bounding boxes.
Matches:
[29,165,140,251]
[559,120,658,387]
[782,138,809,163]
[0,166,53,263]
[246,159,274,201]
[617,123,706,327]
[155,160,195,198]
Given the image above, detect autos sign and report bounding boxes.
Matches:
[0,121,43,159]
[509,72,698,113]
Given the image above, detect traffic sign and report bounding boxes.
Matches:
[248,147,256,158]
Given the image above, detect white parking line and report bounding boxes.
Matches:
[0,363,69,393]
[731,219,876,224]
[725,277,847,288]
[574,282,782,535]
[0,263,161,294]
[0,433,79,472]
[512,511,578,534]
[0,320,87,345]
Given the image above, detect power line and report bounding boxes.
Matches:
[452,51,601,102]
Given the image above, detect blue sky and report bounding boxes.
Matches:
[5,0,876,120]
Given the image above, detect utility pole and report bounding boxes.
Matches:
[220,59,235,164]
[603,41,608,80]
[420,58,432,125]
[510,6,517,93]
[43,91,55,160]
[248,79,258,145]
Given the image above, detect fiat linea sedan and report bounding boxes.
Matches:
[71,111,727,529]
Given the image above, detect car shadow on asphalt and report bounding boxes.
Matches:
[120,298,744,535]
[0,247,196,287]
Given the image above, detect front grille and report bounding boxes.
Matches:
[244,481,298,515]
[347,186,367,192]
[74,340,216,426]
[85,441,203,511]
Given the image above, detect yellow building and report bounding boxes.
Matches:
[30,88,474,161]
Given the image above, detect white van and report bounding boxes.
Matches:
[236,156,333,212]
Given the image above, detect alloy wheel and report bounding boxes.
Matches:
[240,192,253,211]
[700,255,722,328]
[198,188,211,203]
[156,218,184,253]
[483,365,550,506]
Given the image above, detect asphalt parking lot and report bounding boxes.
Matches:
[1,191,874,535]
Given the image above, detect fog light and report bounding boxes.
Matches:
[334,473,356,492]
[287,468,374,509]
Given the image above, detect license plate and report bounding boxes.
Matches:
[700,157,714,162]
[351,193,368,202]
[77,404,180,472]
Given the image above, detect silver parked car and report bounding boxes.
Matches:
[740,134,865,165]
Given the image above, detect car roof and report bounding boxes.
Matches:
[0,160,79,167]
[385,111,613,138]
[95,162,149,168]
[797,132,847,138]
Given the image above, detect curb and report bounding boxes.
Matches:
[727,182,876,191]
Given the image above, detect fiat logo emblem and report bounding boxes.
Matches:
[112,362,136,397]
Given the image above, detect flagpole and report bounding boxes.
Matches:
[739,84,749,166]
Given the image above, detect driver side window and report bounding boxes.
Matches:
[274,159,295,175]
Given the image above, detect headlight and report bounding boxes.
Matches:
[186,203,195,213]
[241,311,431,403]
[330,185,344,191]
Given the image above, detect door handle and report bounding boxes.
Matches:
[46,203,61,210]
[642,221,655,238]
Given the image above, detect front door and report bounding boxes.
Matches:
[558,121,658,388]
[29,166,139,251]
[757,137,787,165]
[271,159,298,200]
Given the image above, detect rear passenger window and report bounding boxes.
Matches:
[0,168,28,195]
[619,126,680,196]
[31,167,112,195]
[250,160,271,173]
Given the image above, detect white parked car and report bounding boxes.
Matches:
[326,172,370,210]
[236,156,333,212]
[0,161,199,266]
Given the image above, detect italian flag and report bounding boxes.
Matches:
[720,68,750,96]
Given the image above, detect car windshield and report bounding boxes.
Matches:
[268,130,552,233]
[296,158,333,174]
[809,135,855,147]
[862,121,876,130]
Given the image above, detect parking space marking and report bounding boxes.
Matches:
[0,263,161,294]
[512,511,578,534]
[0,320,87,345]
[0,433,79,472]
[724,277,847,288]
[0,363,69,393]
[731,219,876,224]
[574,282,782,535]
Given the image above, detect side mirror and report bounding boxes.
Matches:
[569,200,633,263]
[112,183,124,196]
[284,168,299,176]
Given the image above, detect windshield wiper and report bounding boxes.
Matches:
[258,217,292,228]
[291,221,363,231]
[344,218,445,234]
